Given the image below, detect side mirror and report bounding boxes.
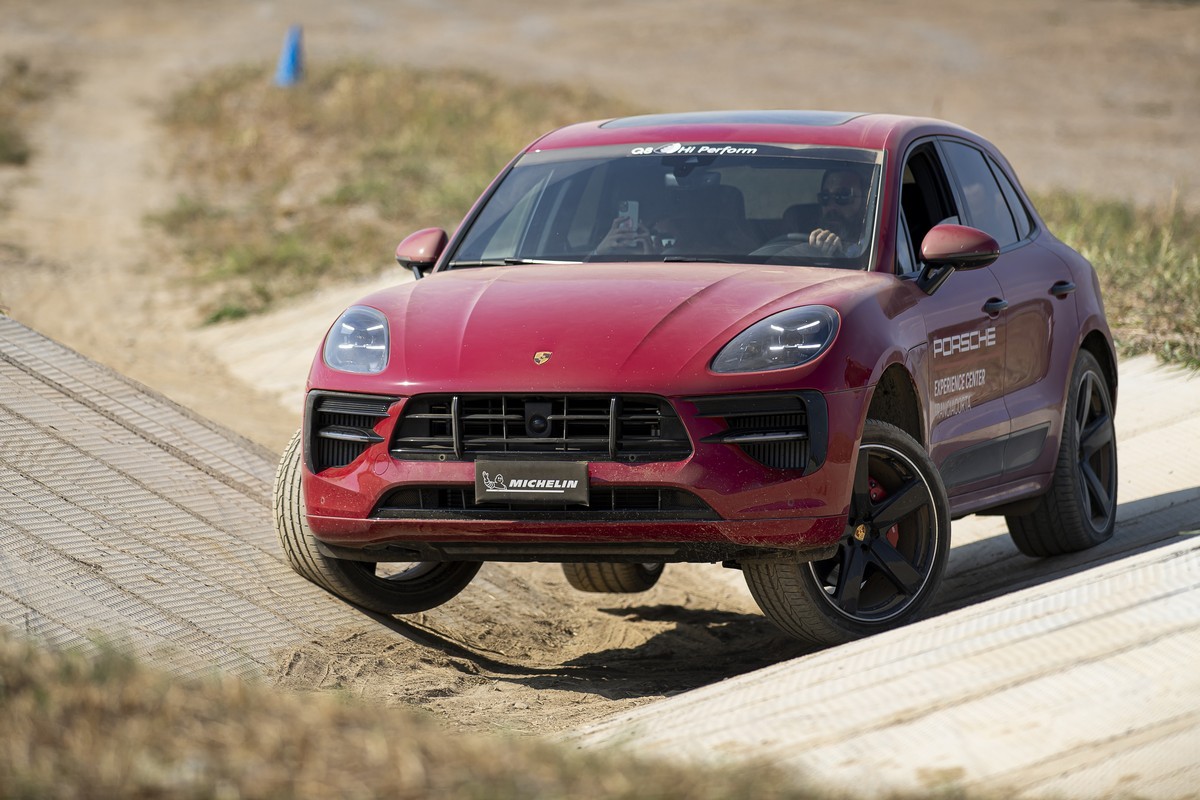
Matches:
[395,228,448,280]
[915,224,1000,295]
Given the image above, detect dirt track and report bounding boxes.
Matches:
[2,0,1200,741]
[6,313,1198,753]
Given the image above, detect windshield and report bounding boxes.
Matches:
[448,143,883,269]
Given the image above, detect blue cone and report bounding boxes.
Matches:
[274,25,304,87]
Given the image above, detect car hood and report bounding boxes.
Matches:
[343,263,885,394]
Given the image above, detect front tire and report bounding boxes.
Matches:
[744,420,950,647]
[273,430,480,614]
[561,562,664,593]
[1006,350,1117,556]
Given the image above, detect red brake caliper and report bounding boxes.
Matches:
[868,476,901,547]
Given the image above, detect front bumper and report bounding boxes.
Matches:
[303,387,868,562]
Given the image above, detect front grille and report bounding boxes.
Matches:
[373,485,718,521]
[306,391,395,472]
[391,394,692,462]
[690,392,828,473]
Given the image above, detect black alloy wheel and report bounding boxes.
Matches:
[744,420,950,646]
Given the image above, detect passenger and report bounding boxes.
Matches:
[593,214,658,255]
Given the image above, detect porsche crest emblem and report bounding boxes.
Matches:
[533,351,552,365]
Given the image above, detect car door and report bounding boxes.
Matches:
[939,139,1079,481]
[898,143,1009,493]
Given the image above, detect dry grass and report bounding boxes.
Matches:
[1035,190,1200,367]
[0,630,960,800]
[0,56,72,167]
[153,62,635,323]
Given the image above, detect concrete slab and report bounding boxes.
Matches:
[572,354,1200,799]
[0,317,382,678]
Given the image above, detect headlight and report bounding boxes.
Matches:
[323,306,390,374]
[712,306,839,373]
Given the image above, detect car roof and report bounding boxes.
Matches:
[526,111,978,153]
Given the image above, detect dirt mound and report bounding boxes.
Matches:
[272,562,800,734]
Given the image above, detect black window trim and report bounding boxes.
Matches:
[893,137,959,275]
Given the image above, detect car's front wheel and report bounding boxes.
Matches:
[273,430,480,614]
[561,562,664,593]
[743,420,950,647]
[1006,350,1117,556]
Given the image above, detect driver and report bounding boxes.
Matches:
[807,167,870,257]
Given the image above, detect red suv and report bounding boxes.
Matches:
[273,111,1117,647]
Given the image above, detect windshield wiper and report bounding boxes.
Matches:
[662,256,733,263]
[447,259,509,268]
[448,258,583,268]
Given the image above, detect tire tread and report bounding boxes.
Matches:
[561,562,663,593]
[1005,351,1116,557]
[272,430,479,613]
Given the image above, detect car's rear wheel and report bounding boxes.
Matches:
[273,430,480,614]
[743,420,949,647]
[561,562,664,593]
[1006,350,1117,556]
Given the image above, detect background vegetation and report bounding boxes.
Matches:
[1035,191,1200,367]
[154,63,634,323]
[0,56,72,168]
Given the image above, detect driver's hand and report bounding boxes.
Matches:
[809,228,845,256]
[595,218,657,254]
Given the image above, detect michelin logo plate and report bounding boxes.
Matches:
[475,461,589,506]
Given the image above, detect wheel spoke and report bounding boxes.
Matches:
[832,545,868,615]
[1080,412,1113,460]
[868,538,924,594]
[1076,374,1095,430]
[1081,460,1113,521]
[849,449,872,520]
[870,477,928,532]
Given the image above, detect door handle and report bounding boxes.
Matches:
[982,297,1009,317]
[1050,280,1076,298]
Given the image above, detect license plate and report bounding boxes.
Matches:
[474,460,589,506]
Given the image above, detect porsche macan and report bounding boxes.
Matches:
[273,111,1117,647]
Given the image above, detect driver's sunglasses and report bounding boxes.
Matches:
[818,190,857,206]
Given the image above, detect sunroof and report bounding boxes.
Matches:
[600,110,864,129]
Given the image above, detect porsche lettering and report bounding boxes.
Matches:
[933,327,997,358]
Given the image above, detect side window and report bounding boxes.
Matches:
[988,154,1033,240]
[941,141,1019,248]
[896,145,958,273]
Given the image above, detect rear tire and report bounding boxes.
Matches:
[1006,350,1117,556]
[273,430,480,614]
[561,562,664,593]
[744,420,949,647]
